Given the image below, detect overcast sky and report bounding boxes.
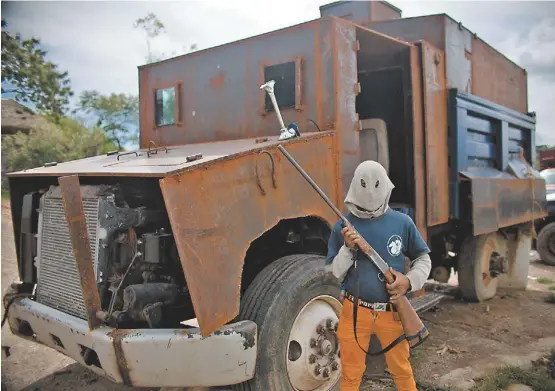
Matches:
[2,0,554,145]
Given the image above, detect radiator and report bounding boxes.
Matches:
[36,187,100,319]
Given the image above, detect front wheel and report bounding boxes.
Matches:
[233,254,342,391]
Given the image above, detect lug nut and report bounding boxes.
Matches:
[314,365,322,376]
[326,318,335,330]
[310,338,317,348]
[316,324,325,334]
[309,354,317,364]
[331,361,339,371]
[322,368,330,378]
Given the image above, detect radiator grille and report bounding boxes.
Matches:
[36,192,100,319]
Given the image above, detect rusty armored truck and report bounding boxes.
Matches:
[4,1,547,390]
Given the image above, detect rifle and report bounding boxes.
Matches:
[277,144,429,352]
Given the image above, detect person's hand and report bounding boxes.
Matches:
[386,268,411,303]
[340,227,362,249]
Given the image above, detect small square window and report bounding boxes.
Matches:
[154,87,176,127]
[264,61,298,112]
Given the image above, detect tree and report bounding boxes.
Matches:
[2,117,116,190]
[78,91,139,151]
[134,13,198,64]
[134,13,165,64]
[1,19,73,119]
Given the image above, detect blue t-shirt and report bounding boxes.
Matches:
[325,208,430,303]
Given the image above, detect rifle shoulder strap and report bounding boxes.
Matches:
[352,257,407,356]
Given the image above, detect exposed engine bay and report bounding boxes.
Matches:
[24,183,194,329]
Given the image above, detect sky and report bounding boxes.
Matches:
[2,0,555,146]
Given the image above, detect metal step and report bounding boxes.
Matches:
[409,291,444,313]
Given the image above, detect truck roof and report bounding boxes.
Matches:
[8,132,326,178]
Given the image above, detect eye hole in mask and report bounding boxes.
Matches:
[375,180,380,188]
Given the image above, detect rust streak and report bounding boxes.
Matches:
[111,329,133,386]
[314,23,323,131]
[210,72,226,90]
[331,18,342,209]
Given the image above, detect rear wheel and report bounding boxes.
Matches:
[233,254,341,391]
[537,222,555,266]
[458,233,507,302]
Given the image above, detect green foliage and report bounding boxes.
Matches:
[78,90,139,151]
[1,19,73,119]
[1,117,116,183]
[537,277,554,284]
[472,365,555,391]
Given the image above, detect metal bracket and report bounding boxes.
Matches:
[147,140,168,158]
[255,150,277,196]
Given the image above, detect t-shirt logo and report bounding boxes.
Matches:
[387,235,403,256]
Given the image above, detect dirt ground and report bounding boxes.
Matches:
[2,200,555,391]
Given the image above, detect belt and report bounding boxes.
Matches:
[343,291,395,312]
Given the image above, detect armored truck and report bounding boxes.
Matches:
[4,1,546,390]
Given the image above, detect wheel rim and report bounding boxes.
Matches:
[481,239,497,286]
[286,295,342,391]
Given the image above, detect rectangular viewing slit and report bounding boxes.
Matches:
[155,86,177,127]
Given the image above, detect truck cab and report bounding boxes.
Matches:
[4,1,546,390]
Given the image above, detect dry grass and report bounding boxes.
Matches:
[537,277,554,284]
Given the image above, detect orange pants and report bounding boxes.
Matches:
[337,299,417,391]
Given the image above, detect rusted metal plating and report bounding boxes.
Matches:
[58,175,102,329]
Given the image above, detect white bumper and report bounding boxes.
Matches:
[7,298,257,387]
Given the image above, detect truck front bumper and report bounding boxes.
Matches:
[7,298,257,387]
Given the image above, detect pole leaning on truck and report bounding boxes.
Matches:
[277,144,429,350]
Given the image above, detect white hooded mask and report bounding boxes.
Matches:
[344,161,394,219]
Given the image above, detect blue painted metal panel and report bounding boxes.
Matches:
[448,89,536,219]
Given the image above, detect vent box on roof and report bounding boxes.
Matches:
[319,1,402,25]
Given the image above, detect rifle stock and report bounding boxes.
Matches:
[278,144,429,349]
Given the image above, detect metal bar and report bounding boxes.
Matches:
[277,145,391,275]
[499,121,509,170]
[58,175,102,329]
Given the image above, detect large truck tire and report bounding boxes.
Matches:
[498,230,531,289]
[233,254,342,391]
[458,233,507,302]
[537,222,555,266]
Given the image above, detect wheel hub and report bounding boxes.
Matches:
[286,295,342,391]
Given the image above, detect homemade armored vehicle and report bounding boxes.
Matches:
[4,1,546,390]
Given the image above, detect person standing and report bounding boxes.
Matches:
[326,160,431,391]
